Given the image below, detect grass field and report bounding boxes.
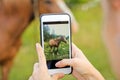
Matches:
[9,4,116,80]
[44,42,69,60]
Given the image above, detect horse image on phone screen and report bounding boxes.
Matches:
[43,23,70,61]
[49,36,67,55]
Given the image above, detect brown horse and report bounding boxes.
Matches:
[49,36,67,55]
[0,0,78,80]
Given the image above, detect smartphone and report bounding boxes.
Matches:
[40,14,72,75]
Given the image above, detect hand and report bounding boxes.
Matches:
[56,43,105,80]
[29,43,64,80]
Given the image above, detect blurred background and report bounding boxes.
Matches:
[6,0,116,80]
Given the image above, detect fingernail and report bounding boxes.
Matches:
[36,43,39,47]
[55,61,60,67]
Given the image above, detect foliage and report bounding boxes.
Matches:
[65,0,88,4]
[65,0,89,7]
[44,42,69,60]
[43,25,51,41]
[65,0,100,8]
[43,25,59,41]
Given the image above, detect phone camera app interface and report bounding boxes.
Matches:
[43,21,70,69]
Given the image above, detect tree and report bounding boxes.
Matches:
[65,0,89,7]
[43,25,50,41]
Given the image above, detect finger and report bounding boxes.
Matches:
[36,43,48,71]
[55,59,76,68]
[31,63,39,78]
[29,76,33,80]
[52,73,65,80]
[36,43,46,65]
[72,43,82,58]
[33,63,39,73]
[72,43,85,58]
[72,43,77,58]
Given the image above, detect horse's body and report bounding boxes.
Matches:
[49,36,67,55]
[0,0,78,80]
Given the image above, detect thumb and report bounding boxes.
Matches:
[36,43,48,70]
[55,59,76,68]
[52,73,65,80]
[36,43,46,65]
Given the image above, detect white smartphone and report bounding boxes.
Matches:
[40,14,72,75]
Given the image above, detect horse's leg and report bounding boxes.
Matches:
[1,39,21,80]
[50,46,54,55]
[101,0,120,79]
[1,59,13,80]
[56,47,59,55]
[53,47,56,55]
[50,46,52,52]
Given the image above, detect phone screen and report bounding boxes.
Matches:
[43,21,71,69]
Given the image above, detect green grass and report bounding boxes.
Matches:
[44,41,69,60]
[9,4,116,80]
